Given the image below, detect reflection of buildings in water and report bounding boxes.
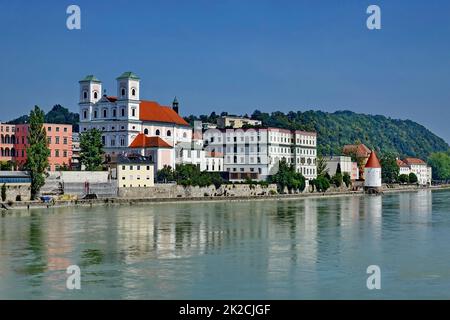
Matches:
[399,190,432,227]
[265,199,319,296]
[364,196,382,238]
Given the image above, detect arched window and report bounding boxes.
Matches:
[155,130,160,136]
[144,129,149,135]
[103,109,107,118]
[132,88,136,96]
[167,130,171,137]
[183,132,187,138]
[121,88,126,96]
[5,148,10,157]
[1,135,3,144]
[11,135,15,144]
[83,91,87,99]
[11,148,15,157]
[121,108,125,117]
[112,108,117,117]
[94,92,98,99]
[0,148,3,156]
[83,110,87,119]
[5,135,10,144]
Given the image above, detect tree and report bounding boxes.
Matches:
[1,184,6,202]
[398,174,409,184]
[380,152,400,183]
[311,176,330,192]
[409,172,418,184]
[343,172,351,188]
[269,159,305,193]
[80,129,104,171]
[316,155,329,177]
[428,151,450,181]
[26,106,50,200]
[332,163,343,187]
[157,165,175,183]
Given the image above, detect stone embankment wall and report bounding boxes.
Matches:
[1,185,31,202]
[118,183,278,199]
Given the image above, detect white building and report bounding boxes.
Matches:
[78,72,192,160]
[325,156,359,180]
[217,116,262,129]
[175,142,223,172]
[203,127,317,181]
[397,158,432,185]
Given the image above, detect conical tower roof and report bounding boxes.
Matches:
[365,150,381,168]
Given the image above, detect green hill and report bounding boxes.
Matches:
[186,110,449,160]
[8,105,80,132]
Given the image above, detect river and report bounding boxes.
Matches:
[1,190,449,299]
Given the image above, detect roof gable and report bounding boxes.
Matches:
[129,133,173,149]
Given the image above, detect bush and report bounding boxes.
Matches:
[311,176,331,192]
[409,172,418,184]
[398,174,409,184]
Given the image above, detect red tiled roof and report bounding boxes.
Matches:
[343,144,371,158]
[129,133,172,149]
[403,158,426,165]
[107,96,118,102]
[139,100,189,126]
[396,159,409,167]
[365,150,381,168]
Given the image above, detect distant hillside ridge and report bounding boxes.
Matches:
[8,105,80,132]
[185,109,449,160]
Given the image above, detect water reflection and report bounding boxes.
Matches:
[0,190,445,299]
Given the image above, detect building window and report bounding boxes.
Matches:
[55,137,60,144]
[113,109,117,117]
[102,136,106,145]
[156,130,160,136]
[144,129,149,135]
[63,137,68,145]
[48,127,52,132]
[132,88,136,96]
[121,88,126,96]
[167,130,171,137]
[121,108,125,117]
[132,108,136,117]
[63,150,68,157]
[47,137,51,144]
[94,110,98,118]
[103,109,107,118]
[83,110,87,119]
[83,91,87,99]
[94,92,98,99]
[55,150,60,157]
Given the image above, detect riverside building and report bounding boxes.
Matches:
[203,127,317,181]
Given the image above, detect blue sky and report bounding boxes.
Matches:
[1,0,449,143]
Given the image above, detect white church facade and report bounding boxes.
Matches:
[78,72,192,170]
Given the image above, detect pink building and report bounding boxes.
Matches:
[0,123,72,171]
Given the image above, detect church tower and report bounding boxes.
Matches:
[79,75,102,122]
[116,72,140,121]
[172,96,179,114]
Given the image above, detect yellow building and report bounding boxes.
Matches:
[110,154,154,188]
